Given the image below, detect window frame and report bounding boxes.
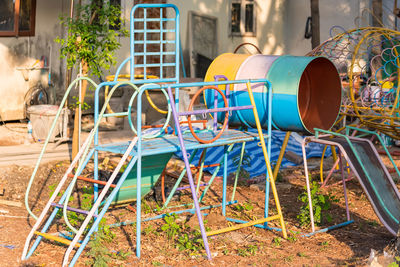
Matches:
[229,0,256,37]
[0,0,36,37]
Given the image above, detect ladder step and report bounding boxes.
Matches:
[34,231,81,248]
[51,203,98,218]
[68,174,117,188]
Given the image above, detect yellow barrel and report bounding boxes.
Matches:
[204,53,250,83]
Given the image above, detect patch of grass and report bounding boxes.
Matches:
[297,252,307,257]
[152,261,163,266]
[367,220,379,227]
[320,240,330,251]
[272,237,282,247]
[86,220,117,266]
[160,213,204,254]
[284,255,294,263]
[287,231,299,243]
[143,225,156,236]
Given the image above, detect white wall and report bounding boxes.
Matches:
[167,0,372,62]
[0,0,69,120]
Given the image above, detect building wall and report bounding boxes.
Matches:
[284,0,369,55]
[170,0,371,74]
[0,0,69,121]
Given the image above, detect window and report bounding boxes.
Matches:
[0,0,36,37]
[230,0,256,36]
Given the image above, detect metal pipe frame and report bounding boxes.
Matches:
[301,136,353,235]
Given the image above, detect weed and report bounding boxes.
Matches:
[287,231,299,243]
[247,244,259,255]
[222,248,229,255]
[160,213,204,254]
[142,201,152,214]
[234,202,254,212]
[297,252,307,257]
[272,237,282,247]
[367,220,379,227]
[285,255,294,263]
[297,181,339,227]
[176,230,204,252]
[152,261,163,266]
[161,213,180,240]
[320,241,329,251]
[86,220,117,266]
[237,248,249,257]
[143,225,156,236]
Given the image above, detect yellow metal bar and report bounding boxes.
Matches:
[34,231,81,248]
[206,215,281,237]
[245,82,287,239]
[320,145,328,183]
[331,145,338,170]
[273,131,291,180]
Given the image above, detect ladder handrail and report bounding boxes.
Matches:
[25,77,98,220]
[63,137,139,267]
[22,129,94,260]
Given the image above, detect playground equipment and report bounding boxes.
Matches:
[302,126,400,236]
[204,53,342,133]
[21,3,342,266]
[309,27,400,139]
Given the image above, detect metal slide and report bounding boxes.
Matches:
[321,136,400,235]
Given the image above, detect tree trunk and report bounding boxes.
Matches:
[71,61,88,159]
[372,0,383,27]
[310,0,320,49]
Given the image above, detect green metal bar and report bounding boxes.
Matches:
[162,149,199,209]
[196,148,207,194]
[231,142,246,202]
[199,143,235,203]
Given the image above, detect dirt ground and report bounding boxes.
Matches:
[0,153,399,267]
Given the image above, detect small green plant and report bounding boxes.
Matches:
[222,248,229,255]
[287,230,299,243]
[152,261,163,266]
[237,248,248,257]
[234,202,254,212]
[142,201,153,214]
[143,225,156,236]
[320,240,330,251]
[247,244,258,256]
[297,181,338,227]
[160,213,204,254]
[272,237,282,247]
[367,220,379,227]
[161,213,180,240]
[176,230,204,252]
[297,252,307,257]
[86,220,116,266]
[285,255,294,263]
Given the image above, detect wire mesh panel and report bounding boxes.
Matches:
[130,4,179,83]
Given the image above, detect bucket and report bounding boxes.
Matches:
[27,105,61,142]
[204,53,342,133]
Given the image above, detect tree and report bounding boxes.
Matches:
[56,2,128,158]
